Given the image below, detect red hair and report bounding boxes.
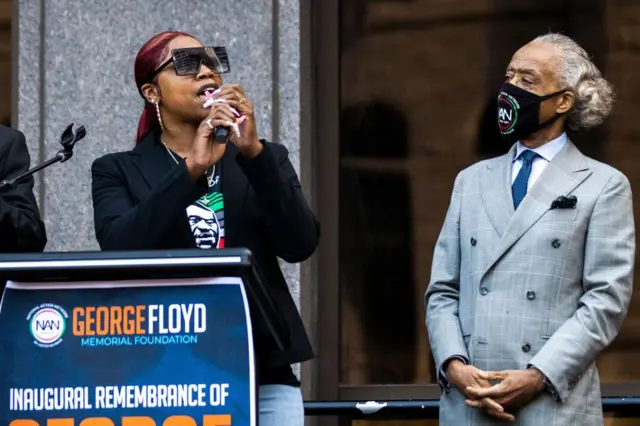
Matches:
[134,31,195,143]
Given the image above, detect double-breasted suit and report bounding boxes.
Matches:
[426,140,635,425]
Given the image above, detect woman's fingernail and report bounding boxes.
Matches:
[231,108,241,117]
[237,116,247,124]
[203,98,214,108]
[213,88,222,95]
[231,123,241,138]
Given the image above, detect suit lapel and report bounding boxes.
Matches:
[129,132,194,248]
[131,131,175,191]
[483,140,592,277]
[480,144,517,237]
[221,143,249,245]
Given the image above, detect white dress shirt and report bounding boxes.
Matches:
[512,133,568,190]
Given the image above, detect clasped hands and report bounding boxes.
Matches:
[446,360,545,422]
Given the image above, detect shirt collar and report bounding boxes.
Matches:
[513,132,568,163]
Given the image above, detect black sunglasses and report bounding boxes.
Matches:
[147,46,230,83]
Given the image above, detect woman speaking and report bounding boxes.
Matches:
[91,31,319,425]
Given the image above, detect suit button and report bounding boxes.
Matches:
[521,343,531,353]
[479,287,489,296]
[526,290,536,300]
[470,237,477,246]
[551,239,561,248]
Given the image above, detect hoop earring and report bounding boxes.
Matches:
[154,101,164,131]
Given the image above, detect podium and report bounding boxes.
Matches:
[0,248,287,426]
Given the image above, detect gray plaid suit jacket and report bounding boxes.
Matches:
[426,140,635,426]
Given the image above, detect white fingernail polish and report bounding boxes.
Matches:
[203,99,214,108]
[232,123,241,138]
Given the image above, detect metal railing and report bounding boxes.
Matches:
[304,397,640,419]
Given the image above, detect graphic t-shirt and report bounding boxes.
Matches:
[186,163,225,249]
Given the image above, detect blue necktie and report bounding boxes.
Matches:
[512,150,538,210]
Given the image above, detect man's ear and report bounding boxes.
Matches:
[556,91,575,115]
[140,83,159,104]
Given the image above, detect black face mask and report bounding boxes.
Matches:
[497,83,566,143]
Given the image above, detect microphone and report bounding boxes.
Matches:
[57,123,86,162]
[0,123,86,189]
[214,126,229,143]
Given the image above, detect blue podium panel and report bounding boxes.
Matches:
[0,277,255,426]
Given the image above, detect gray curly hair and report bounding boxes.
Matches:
[532,33,615,131]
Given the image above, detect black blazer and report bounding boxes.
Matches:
[91,131,318,368]
[0,126,47,253]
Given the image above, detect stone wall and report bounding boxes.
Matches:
[0,0,11,125]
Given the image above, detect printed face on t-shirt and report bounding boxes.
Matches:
[187,203,219,249]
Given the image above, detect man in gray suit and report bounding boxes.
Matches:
[426,33,635,425]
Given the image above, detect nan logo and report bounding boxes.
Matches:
[27,304,68,348]
[497,92,519,135]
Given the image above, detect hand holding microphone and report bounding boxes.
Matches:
[202,84,262,158]
[185,97,231,181]
[201,86,240,138]
[186,84,263,181]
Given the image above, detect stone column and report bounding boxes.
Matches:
[15,0,311,373]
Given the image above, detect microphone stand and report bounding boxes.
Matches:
[0,123,86,190]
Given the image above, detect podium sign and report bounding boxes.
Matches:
[0,277,256,426]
